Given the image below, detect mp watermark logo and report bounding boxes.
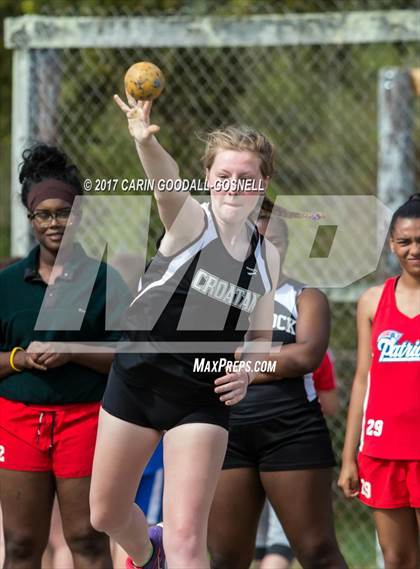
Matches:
[33,192,391,355]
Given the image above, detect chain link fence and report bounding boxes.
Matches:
[4,2,420,567]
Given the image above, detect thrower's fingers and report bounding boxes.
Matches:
[114,94,131,114]
[214,373,235,386]
[219,382,247,402]
[124,88,138,108]
[148,125,160,136]
[127,105,144,120]
[215,380,242,394]
[142,100,153,119]
[219,389,237,402]
[222,390,244,406]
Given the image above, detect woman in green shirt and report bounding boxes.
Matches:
[0,143,129,569]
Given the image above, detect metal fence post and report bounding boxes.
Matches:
[10,48,32,256]
[34,49,61,143]
[377,68,415,276]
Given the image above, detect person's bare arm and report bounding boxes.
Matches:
[241,240,280,380]
[214,241,280,403]
[27,341,115,375]
[67,351,114,374]
[338,285,382,498]
[0,349,47,379]
[114,95,178,183]
[250,288,330,384]
[114,95,204,240]
[318,388,340,417]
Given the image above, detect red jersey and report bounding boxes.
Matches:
[313,351,336,392]
[360,276,420,460]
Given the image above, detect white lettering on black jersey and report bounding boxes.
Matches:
[191,268,260,313]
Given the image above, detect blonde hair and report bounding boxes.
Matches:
[201,125,275,178]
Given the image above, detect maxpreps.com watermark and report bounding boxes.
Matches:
[35,194,392,336]
[193,358,277,374]
[83,178,265,193]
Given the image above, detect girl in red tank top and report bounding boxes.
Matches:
[361,275,420,460]
[339,194,420,569]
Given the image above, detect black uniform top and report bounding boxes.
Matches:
[229,278,318,425]
[0,244,130,404]
[113,202,272,401]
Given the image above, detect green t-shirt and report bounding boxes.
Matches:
[0,244,131,404]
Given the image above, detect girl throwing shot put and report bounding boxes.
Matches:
[89,94,279,569]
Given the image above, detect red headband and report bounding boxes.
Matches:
[27,179,80,211]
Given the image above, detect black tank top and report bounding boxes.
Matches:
[229,278,318,424]
[114,202,272,400]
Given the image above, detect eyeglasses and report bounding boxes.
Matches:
[28,208,72,227]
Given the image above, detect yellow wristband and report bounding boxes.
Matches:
[9,347,24,372]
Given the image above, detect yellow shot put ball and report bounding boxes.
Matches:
[124,62,165,101]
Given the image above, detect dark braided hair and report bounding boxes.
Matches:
[258,196,289,247]
[19,143,83,209]
[390,193,420,236]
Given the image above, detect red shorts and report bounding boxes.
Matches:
[358,452,420,509]
[0,396,100,478]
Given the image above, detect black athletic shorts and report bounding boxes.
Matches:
[102,361,230,431]
[223,400,336,471]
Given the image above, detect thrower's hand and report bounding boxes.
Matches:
[114,94,160,145]
[214,370,249,406]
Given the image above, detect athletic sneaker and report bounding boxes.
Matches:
[126,524,166,569]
